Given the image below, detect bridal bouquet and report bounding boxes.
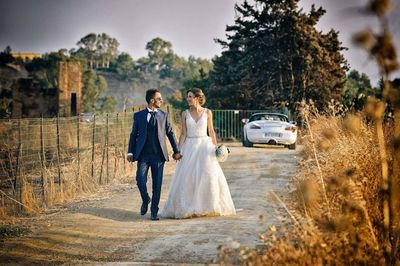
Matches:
[215,144,230,162]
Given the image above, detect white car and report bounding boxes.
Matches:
[242,113,297,149]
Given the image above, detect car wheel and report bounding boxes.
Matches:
[288,142,296,150]
[243,134,253,147]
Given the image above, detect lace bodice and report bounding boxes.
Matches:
[186,108,208,138]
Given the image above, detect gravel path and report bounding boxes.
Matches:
[0,143,299,265]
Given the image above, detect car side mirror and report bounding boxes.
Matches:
[290,121,297,125]
[242,118,249,124]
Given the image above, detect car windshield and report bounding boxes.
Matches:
[249,114,288,122]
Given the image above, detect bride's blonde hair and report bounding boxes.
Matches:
[187,88,206,106]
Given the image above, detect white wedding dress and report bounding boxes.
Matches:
[160,109,236,219]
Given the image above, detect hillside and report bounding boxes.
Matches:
[0,65,181,116]
[0,63,28,92]
[97,71,180,111]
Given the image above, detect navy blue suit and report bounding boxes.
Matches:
[128,109,180,216]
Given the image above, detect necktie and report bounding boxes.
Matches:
[149,112,156,126]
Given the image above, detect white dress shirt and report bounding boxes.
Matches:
[146,107,158,122]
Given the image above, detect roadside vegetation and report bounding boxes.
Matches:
[219,0,400,265]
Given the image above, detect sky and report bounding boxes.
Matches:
[0,0,399,86]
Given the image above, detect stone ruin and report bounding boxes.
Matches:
[12,61,82,118]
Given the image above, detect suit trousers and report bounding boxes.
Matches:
[136,153,165,215]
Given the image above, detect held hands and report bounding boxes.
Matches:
[127,154,134,163]
[172,153,183,161]
[128,153,181,162]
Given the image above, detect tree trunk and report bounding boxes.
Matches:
[288,62,295,112]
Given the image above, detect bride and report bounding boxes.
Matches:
[160,88,236,218]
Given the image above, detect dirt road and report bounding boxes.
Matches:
[0,144,299,265]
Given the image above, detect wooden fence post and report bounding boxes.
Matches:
[40,114,46,205]
[123,110,127,174]
[15,119,22,208]
[106,113,109,184]
[91,115,96,179]
[77,114,80,190]
[114,113,118,180]
[99,133,106,185]
[9,121,17,195]
[56,114,62,193]
[1,193,4,208]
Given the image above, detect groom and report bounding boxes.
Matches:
[127,89,182,221]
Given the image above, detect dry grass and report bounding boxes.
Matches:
[218,106,395,265]
[0,207,10,221]
[0,143,134,217]
[219,1,400,265]
[0,107,182,220]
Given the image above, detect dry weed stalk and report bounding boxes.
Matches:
[220,102,366,264]
[299,101,330,216]
[354,0,400,263]
[0,189,34,213]
[270,191,301,229]
[220,1,399,264]
[219,104,387,265]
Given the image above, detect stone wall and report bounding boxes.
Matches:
[12,79,58,118]
[57,61,82,117]
[11,61,82,118]
[0,64,28,117]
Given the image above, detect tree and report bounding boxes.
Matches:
[75,33,97,69]
[0,80,12,118]
[25,49,80,88]
[99,96,117,113]
[0,46,13,117]
[111,52,135,80]
[166,54,213,110]
[74,33,120,69]
[208,0,347,113]
[96,33,119,68]
[169,67,212,110]
[0,45,14,65]
[342,69,375,110]
[145,37,174,77]
[82,70,115,113]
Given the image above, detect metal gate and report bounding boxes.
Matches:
[213,109,289,141]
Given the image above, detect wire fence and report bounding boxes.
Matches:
[0,106,286,215]
[0,106,181,215]
[212,109,289,141]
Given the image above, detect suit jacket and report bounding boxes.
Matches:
[128,109,180,161]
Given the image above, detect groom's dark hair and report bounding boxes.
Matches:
[146,88,160,103]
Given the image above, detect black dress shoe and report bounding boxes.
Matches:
[151,214,159,221]
[140,197,151,215]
